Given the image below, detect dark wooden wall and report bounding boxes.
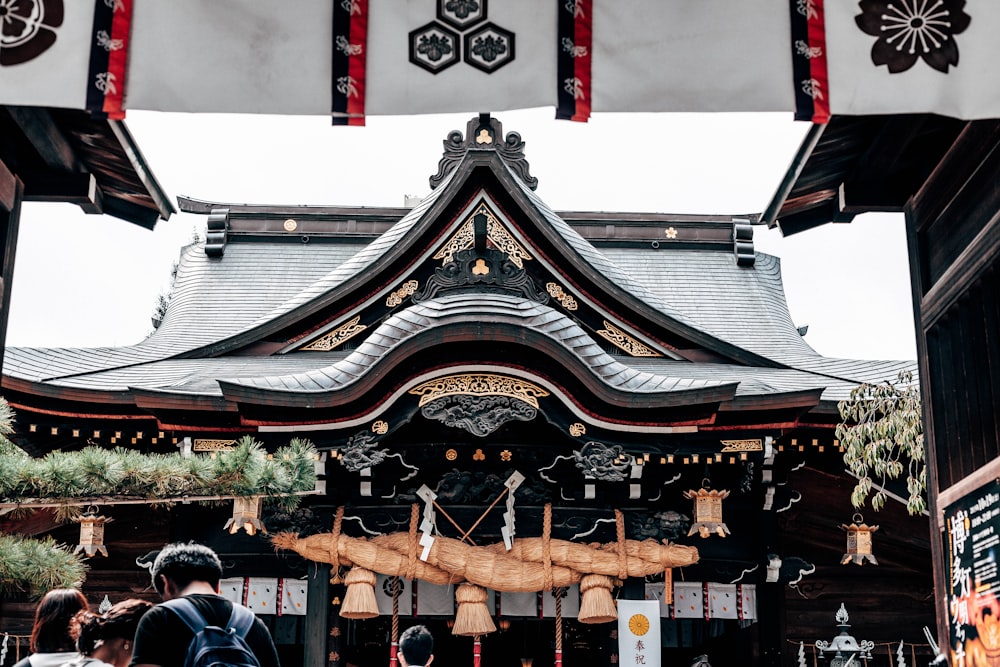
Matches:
[905,119,1000,641]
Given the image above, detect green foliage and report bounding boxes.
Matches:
[0,437,318,506]
[837,370,925,515]
[0,396,26,458]
[0,534,87,598]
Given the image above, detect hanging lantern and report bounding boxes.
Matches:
[73,508,112,557]
[683,481,731,538]
[841,514,878,565]
[224,496,266,536]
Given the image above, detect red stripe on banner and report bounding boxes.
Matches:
[736,584,744,621]
[703,582,710,621]
[807,0,830,123]
[572,0,593,122]
[346,0,369,126]
[276,578,284,617]
[103,0,132,120]
[241,578,249,607]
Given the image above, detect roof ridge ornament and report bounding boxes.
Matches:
[429,113,538,191]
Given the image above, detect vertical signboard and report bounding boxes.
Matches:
[945,479,1000,666]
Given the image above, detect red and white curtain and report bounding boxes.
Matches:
[3,0,997,122]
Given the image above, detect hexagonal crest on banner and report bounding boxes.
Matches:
[437,0,488,31]
[463,22,515,73]
[409,21,461,74]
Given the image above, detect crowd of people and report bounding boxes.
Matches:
[12,542,435,667]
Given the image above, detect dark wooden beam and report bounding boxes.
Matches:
[0,158,15,213]
[0,170,23,377]
[5,106,80,172]
[23,171,102,214]
[837,180,909,214]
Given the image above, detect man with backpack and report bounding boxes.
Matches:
[130,542,280,667]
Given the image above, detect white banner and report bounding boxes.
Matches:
[281,578,309,616]
[375,575,413,616]
[591,0,793,113]
[0,2,95,109]
[672,582,703,619]
[825,1,1000,120]
[219,577,246,605]
[246,577,279,615]
[3,1,997,121]
[618,600,661,667]
[542,585,579,619]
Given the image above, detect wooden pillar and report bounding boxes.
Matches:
[304,561,332,667]
[0,158,23,378]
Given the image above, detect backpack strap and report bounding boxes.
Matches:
[163,597,209,634]
[226,603,257,639]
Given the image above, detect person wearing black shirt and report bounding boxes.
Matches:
[129,542,279,667]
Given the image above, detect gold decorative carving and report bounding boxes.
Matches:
[446,449,459,461]
[283,218,298,232]
[546,283,578,311]
[500,449,512,461]
[665,227,678,239]
[475,129,493,144]
[193,438,237,452]
[433,204,533,268]
[301,316,367,351]
[597,321,662,357]
[473,449,486,461]
[372,420,389,435]
[386,280,419,307]
[409,373,549,408]
[719,439,764,452]
[569,423,586,437]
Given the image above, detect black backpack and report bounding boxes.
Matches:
[163,598,262,667]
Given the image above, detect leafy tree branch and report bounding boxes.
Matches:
[837,370,925,515]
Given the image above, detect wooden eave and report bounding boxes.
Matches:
[1,106,174,227]
[762,114,965,236]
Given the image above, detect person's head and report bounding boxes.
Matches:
[149,542,223,600]
[398,625,433,667]
[71,599,152,667]
[30,588,90,653]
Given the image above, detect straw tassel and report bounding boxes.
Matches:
[578,574,617,624]
[340,566,379,619]
[453,583,497,636]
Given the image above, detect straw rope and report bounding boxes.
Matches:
[554,588,564,665]
[406,503,419,580]
[390,577,401,667]
[542,503,553,591]
[330,506,345,584]
[615,510,627,581]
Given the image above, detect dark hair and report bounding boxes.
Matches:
[150,542,223,595]
[71,599,152,656]
[399,625,433,667]
[30,589,90,653]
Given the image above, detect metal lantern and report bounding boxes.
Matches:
[73,508,112,557]
[841,513,878,565]
[224,496,267,536]
[815,604,874,667]
[683,481,731,538]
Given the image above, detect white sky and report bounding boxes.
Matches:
[6,108,917,361]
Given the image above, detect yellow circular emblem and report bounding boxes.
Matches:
[628,613,650,636]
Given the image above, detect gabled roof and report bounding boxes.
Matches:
[2,114,915,434]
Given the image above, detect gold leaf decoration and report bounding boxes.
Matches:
[409,373,550,408]
[597,321,661,357]
[301,316,367,351]
[386,280,419,307]
[433,203,532,268]
[546,282,579,311]
[719,439,763,452]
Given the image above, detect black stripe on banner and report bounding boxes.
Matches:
[555,0,576,120]
[85,0,115,117]
[789,0,814,122]
[331,2,352,124]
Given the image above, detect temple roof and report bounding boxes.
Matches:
[1,115,915,434]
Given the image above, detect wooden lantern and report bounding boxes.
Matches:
[841,514,879,565]
[683,483,731,538]
[224,496,266,536]
[74,509,112,557]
